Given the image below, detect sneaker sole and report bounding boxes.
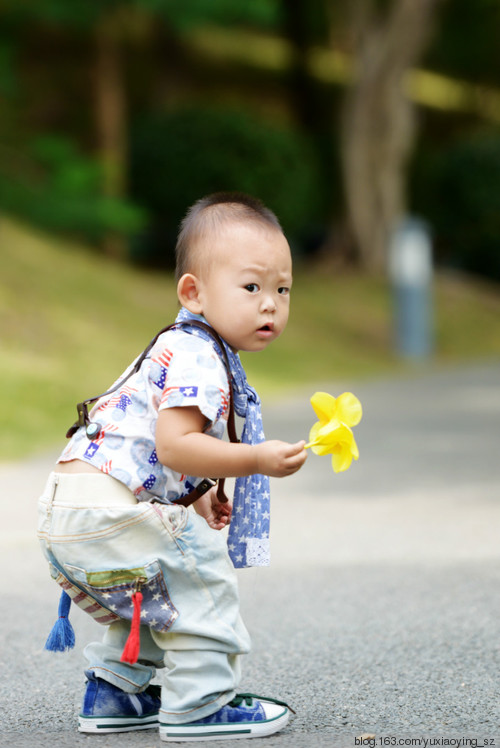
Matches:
[159,708,289,742]
[78,713,159,733]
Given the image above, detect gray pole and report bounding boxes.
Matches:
[389,217,433,358]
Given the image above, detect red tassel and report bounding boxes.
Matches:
[120,590,143,664]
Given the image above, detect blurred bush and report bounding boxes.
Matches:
[0,135,147,242]
[412,130,500,280]
[129,106,324,267]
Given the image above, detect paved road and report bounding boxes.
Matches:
[1,361,499,747]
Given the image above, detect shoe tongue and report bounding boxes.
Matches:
[230,694,254,708]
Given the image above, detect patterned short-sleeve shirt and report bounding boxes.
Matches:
[59,329,230,502]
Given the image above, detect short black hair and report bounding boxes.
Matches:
[175,192,283,281]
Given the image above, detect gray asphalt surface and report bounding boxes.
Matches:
[1,361,499,748]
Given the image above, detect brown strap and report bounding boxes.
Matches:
[182,320,239,445]
[67,320,239,447]
[66,320,239,508]
[176,321,238,505]
[172,476,233,506]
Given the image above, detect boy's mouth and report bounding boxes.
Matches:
[257,322,274,335]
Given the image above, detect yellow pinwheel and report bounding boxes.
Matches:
[305,391,362,473]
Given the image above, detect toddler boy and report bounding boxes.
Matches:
[38,192,307,741]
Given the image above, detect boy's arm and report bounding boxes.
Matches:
[155,406,307,479]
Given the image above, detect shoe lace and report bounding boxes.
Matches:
[230,692,296,715]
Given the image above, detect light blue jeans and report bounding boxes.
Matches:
[38,472,251,724]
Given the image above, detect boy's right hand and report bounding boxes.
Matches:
[255,440,307,478]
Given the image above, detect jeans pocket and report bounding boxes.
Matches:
[60,559,179,632]
[48,561,121,626]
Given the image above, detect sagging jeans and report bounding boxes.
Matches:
[38,472,251,724]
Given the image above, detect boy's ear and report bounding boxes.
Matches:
[177,273,203,314]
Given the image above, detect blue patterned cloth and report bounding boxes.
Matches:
[175,308,271,568]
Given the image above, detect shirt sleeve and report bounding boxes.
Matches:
[156,332,230,425]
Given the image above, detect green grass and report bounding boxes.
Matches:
[2,216,500,461]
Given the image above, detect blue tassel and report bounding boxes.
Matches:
[44,590,75,652]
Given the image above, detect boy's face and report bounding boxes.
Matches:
[192,222,293,352]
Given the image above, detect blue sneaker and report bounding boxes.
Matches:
[78,672,161,733]
[159,693,293,742]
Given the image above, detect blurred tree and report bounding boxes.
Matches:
[410,0,500,280]
[0,0,287,255]
[412,130,500,281]
[425,0,500,87]
[333,0,442,273]
[14,0,500,277]
[0,0,137,255]
[279,0,338,246]
[279,0,328,130]
[92,5,140,257]
[0,132,146,242]
[129,105,321,266]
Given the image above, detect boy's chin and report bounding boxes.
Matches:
[238,339,276,353]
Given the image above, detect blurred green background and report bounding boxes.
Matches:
[2,0,500,460]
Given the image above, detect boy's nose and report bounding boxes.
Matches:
[260,294,277,312]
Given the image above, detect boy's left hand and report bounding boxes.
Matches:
[194,486,232,530]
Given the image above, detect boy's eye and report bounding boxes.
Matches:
[278,287,290,296]
[245,283,259,293]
